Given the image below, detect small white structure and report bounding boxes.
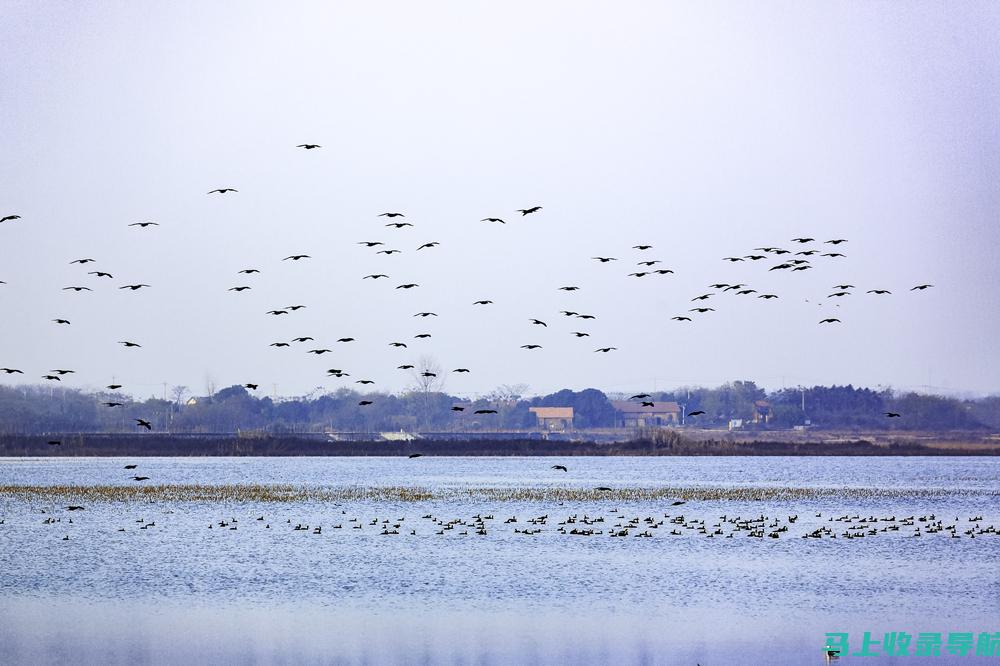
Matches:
[728,419,744,431]
[381,430,420,442]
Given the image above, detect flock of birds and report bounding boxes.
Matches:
[1,143,936,427]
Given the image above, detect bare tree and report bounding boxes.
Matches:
[171,385,188,406]
[409,355,444,393]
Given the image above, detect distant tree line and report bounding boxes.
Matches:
[0,380,994,435]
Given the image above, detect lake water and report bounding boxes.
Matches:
[1,456,998,665]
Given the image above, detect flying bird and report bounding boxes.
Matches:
[692,294,714,301]
[689,307,715,313]
[337,337,356,343]
[379,212,405,218]
[529,319,547,326]
[245,384,258,390]
[481,218,505,224]
[571,332,590,337]
[1,368,24,374]
[389,342,408,348]
[413,334,431,339]
[124,465,137,469]
[292,337,313,342]
[283,254,310,261]
[129,222,159,228]
[103,402,123,407]
[517,206,542,215]
[633,245,653,250]
[414,312,437,317]
[758,294,779,299]
[119,284,150,290]
[474,409,498,414]
[558,286,580,291]
[238,269,260,274]
[397,365,415,370]
[451,406,465,411]
[208,188,238,194]
[575,314,596,320]
[885,412,901,418]
[358,241,384,247]
[819,318,841,324]
[867,289,891,295]
[63,286,92,292]
[359,400,373,406]
[791,237,814,243]
[452,368,470,373]
[1,214,21,223]
[637,260,661,266]
[386,222,413,228]
[671,316,692,322]
[229,286,251,292]
[270,342,290,347]
[132,476,150,481]
[521,344,542,350]
[592,257,617,263]
[641,401,655,407]
[307,349,332,355]
[363,274,389,279]
[106,384,122,389]
[687,410,705,416]
[552,465,568,472]
[267,310,288,315]
[297,144,321,149]
[50,369,75,375]
[69,258,96,264]
[407,453,422,458]
[629,394,651,400]
[825,239,848,245]
[416,242,439,250]
[594,347,617,353]
[42,375,61,381]
[473,300,493,305]
[396,283,419,289]
[628,272,649,277]
[356,379,375,385]
[53,319,71,325]
[911,284,934,291]
[118,341,141,348]
[376,249,401,255]
[88,271,113,278]
[135,419,152,430]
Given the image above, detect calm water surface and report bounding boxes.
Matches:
[1,456,998,665]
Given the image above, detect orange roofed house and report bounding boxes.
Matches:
[529,407,574,431]
[611,400,681,428]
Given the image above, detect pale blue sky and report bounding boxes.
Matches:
[1,1,998,398]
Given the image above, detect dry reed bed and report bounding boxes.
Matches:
[0,483,993,504]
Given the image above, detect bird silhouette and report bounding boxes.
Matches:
[1,368,24,374]
[397,365,415,370]
[629,272,649,277]
[552,465,568,472]
[359,400,373,406]
[363,274,389,280]
[135,419,152,430]
[413,334,431,339]
[129,222,159,228]
[396,283,419,289]
[106,383,122,389]
[825,239,848,245]
[517,206,542,215]
[629,394,651,400]
[283,254,310,261]
[571,332,590,337]
[42,375,62,381]
[270,342,290,347]
[118,341,141,348]
[358,241,384,247]
[228,286,251,292]
[473,300,493,305]
[356,379,375,385]
[885,412,901,418]
[451,406,465,411]
[687,410,705,416]
[103,402,123,407]
[791,237,814,243]
[671,316,692,322]
[819,318,841,324]
[594,347,617,353]
[641,401,655,407]
[307,349,332,354]
[637,260,660,266]
[416,242,439,250]
[124,464,137,469]
[689,307,715,313]
[53,319,71,325]
[389,342,408,348]
[267,310,288,315]
[379,212,405,218]
[758,294,779,299]
[63,286,92,292]
[452,368,471,373]
[132,476,150,481]
[592,257,617,263]
[520,344,542,350]
[475,409,498,414]
[238,268,260,274]
[867,289,891,295]
[576,314,596,320]
[208,188,238,194]
[558,286,580,291]
[529,319,547,326]
[119,284,150,290]
[692,294,714,301]
[481,218,505,224]
[376,249,401,255]
[1,215,21,223]
[414,312,437,317]
[386,222,413,228]
[337,337,356,343]
[297,144,321,149]
[245,384,259,390]
[408,453,423,458]
[88,271,113,278]
[51,369,75,375]
[633,245,653,250]
[911,284,934,291]
[69,258,96,264]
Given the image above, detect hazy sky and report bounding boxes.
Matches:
[2,2,999,399]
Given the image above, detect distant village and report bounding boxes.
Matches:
[0,380,996,438]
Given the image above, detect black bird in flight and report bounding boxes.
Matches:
[293,337,314,342]
[867,289,891,295]
[560,311,578,316]
[791,237,814,243]
[1,368,24,374]
[629,272,649,278]
[358,241,384,247]
[48,440,61,445]
[283,254,310,261]
[758,294,779,299]
[690,307,715,313]
[687,410,705,416]
[692,294,714,301]
[70,258,96,264]
[337,337,356,343]
[120,284,150,290]
[389,342,408,348]
[828,292,850,298]
[637,260,661,266]
[396,283,419,289]
[475,409,498,414]
[297,144,321,149]
[229,286,251,292]
[630,394,651,400]
[481,218,505,224]
[517,206,542,215]
[359,400,373,406]
[521,344,542,350]
[885,412,901,418]
[51,369,75,375]
[103,402,123,407]
[238,268,260,274]
[129,222,159,228]
[595,487,613,492]
[89,271,113,278]
[594,347,617,353]
[397,364,415,370]
[825,239,848,245]
[307,349,332,355]
[63,286,92,292]
[529,319,547,326]
[819,318,841,324]
[576,314,596,320]
[53,319,71,325]
[414,312,437,317]
[910,284,934,291]
[671,316,692,322]
[654,269,674,275]
[377,249,401,255]
[267,310,288,315]
[552,465,568,472]
[1,214,21,223]
[792,265,812,271]
[822,253,846,258]
[413,334,431,339]
[452,368,470,373]
[744,255,766,261]
[43,375,62,381]
[270,342,290,347]
[451,406,465,411]
[723,257,744,262]
[124,464,137,469]
[208,188,238,194]
[473,300,493,305]
[671,500,686,506]
[363,274,389,279]
[135,419,152,430]
[379,212,405,218]
[106,383,122,389]
[795,250,818,256]
[417,242,439,250]
[132,476,150,481]
[356,379,375,385]
[769,263,792,271]
[287,305,306,311]
[832,284,855,290]
[592,257,617,262]
[633,245,653,250]
[558,286,580,291]
[118,341,141,348]
[641,401,655,407]
[408,453,422,458]
[571,332,590,337]
[386,222,413,228]
[420,372,437,377]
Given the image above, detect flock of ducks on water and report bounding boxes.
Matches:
[1,144,936,422]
